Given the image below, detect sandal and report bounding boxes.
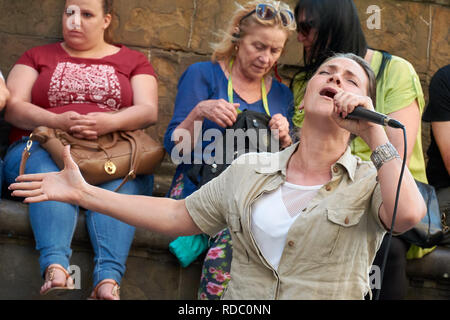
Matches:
[88,279,120,300]
[41,264,75,295]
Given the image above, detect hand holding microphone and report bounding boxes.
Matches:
[332,90,404,131]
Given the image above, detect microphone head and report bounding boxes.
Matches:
[346,106,405,129]
[386,118,405,129]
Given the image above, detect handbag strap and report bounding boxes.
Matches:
[57,130,120,150]
[113,131,141,192]
[19,139,34,176]
[376,50,392,82]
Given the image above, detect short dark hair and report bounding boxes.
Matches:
[295,53,376,144]
[293,0,368,81]
[321,53,377,107]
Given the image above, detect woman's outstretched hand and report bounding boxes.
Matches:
[9,145,86,205]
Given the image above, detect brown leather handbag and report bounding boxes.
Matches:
[19,126,165,191]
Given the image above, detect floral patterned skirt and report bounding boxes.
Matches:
[198,228,232,300]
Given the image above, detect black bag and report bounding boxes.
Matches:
[398,180,447,248]
[187,110,280,187]
[373,52,448,247]
[440,206,450,246]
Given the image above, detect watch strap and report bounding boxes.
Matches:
[370,142,400,170]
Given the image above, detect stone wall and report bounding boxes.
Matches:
[0,0,449,194]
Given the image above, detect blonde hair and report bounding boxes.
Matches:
[211,0,296,68]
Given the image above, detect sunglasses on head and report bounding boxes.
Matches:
[296,20,315,36]
[239,3,295,28]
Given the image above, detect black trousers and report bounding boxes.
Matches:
[370,235,410,300]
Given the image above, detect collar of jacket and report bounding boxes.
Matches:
[252,142,358,182]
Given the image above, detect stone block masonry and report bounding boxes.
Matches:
[0,0,448,191]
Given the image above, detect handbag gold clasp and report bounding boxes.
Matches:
[26,135,33,152]
[104,160,117,175]
[442,210,449,232]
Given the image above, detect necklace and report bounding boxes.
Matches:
[227,57,270,116]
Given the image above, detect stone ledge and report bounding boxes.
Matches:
[405,246,450,299]
[0,199,175,250]
[2,198,450,299]
[0,198,202,300]
[406,246,450,281]
[406,245,450,299]
[0,237,203,300]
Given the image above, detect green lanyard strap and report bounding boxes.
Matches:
[227,58,270,116]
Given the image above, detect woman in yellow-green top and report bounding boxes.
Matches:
[292,51,427,184]
[290,0,428,300]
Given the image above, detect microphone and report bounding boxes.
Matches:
[346,106,404,129]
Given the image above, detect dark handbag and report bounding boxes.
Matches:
[171,110,280,268]
[187,110,280,187]
[19,126,165,191]
[398,180,446,247]
[440,207,450,246]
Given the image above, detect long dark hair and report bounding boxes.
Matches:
[291,0,368,86]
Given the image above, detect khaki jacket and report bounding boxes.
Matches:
[186,143,386,299]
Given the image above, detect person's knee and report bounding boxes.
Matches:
[27,148,59,174]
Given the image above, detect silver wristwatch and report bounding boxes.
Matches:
[370,142,400,170]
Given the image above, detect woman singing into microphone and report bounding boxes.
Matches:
[10,53,426,299]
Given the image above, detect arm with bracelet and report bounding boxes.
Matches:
[332,82,425,234]
[365,126,419,233]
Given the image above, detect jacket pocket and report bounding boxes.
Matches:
[326,207,367,261]
[327,207,365,227]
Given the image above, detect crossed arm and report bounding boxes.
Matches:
[5,65,158,139]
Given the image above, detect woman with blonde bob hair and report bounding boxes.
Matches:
[212,0,296,64]
[163,0,296,299]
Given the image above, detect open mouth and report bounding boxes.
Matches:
[319,87,337,99]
